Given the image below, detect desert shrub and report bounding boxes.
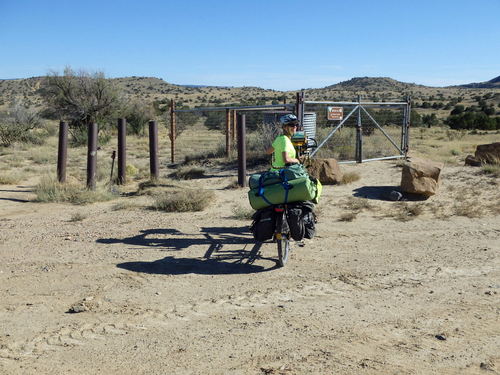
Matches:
[247,122,281,154]
[126,164,138,177]
[445,111,498,130]
[151,189,215,212]
[123,100,155,136]
[69,126,112,147]
[340,172,361,184]
[40,67,121,144]
[0,101,45,146]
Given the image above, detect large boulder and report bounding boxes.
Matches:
[307,158,343,184]
[400,159,443,197]
[475,142,500,164]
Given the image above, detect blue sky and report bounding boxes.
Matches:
[0,0,499,90]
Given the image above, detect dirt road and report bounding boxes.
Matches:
[1,161,499,374]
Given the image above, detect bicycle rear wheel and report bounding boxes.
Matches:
[277,236,290,267]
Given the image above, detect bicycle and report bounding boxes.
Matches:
[273,204,291,267]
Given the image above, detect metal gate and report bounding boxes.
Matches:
[300,96,410,163]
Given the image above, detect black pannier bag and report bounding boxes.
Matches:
[250,206,276,242]
[303,211,316,239]
[287,201,316,240]
[287,203,305,241]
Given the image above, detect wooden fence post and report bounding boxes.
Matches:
[237,113,247,187]
[117,118,126,184]
[57,121,68,183]
[149,120,159,179]
[170,99,176,163]
[86,122,98,190]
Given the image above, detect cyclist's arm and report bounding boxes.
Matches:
[266,146,274,155]
[282,151,299,164]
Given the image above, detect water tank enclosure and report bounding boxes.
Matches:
[303,112,317,146]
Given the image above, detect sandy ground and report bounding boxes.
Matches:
[0,160,499,375]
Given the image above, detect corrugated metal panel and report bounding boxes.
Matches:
[303,112,316,146]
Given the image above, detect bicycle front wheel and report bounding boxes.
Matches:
[277,236,290,267]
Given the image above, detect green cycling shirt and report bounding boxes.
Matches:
[271,135,296,170]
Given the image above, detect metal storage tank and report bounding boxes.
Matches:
[303,112,317,146]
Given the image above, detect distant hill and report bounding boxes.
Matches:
[455,76,500,88]
[1,75,499,110]
[323,77,423,91]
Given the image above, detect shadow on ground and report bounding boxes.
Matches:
[97,227,252,251]
[99,226,278,275]
[116,252,275,275]
[353,186,427,201]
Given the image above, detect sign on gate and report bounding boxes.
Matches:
[327,106,343,121]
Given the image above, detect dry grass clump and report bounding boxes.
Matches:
[151,189,215,212]
[453,200,487,218]
[489,199,500,215]
[170,166,206,180]
[481,157,500,178]
[137,178,177,195]
[231,205,254,220]
[28,147,56,165]
[342,197,375,211]
[340,172,361,185]
[0,172,24,185]
[339,212,358,222]
[69,212,87,222]
[224,179,241,189]
[394,202,424,221]
[338,197,375,221]
[34,176,116,205]
[111,201,141,211]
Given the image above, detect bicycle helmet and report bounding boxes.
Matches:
[279,114,298,126]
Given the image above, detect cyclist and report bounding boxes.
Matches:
[266,114,301,170]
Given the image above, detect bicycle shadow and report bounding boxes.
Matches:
[98,226,279,275]
[97,227,252,251]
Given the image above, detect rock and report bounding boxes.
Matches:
[67,303,88,313]
[306,158,343,184]
[475,142,500,164]
[480,361,495,371]
[465,155,482,166]
[400,159,443,197]
[435,334,447,341]
[389,190,403,201]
